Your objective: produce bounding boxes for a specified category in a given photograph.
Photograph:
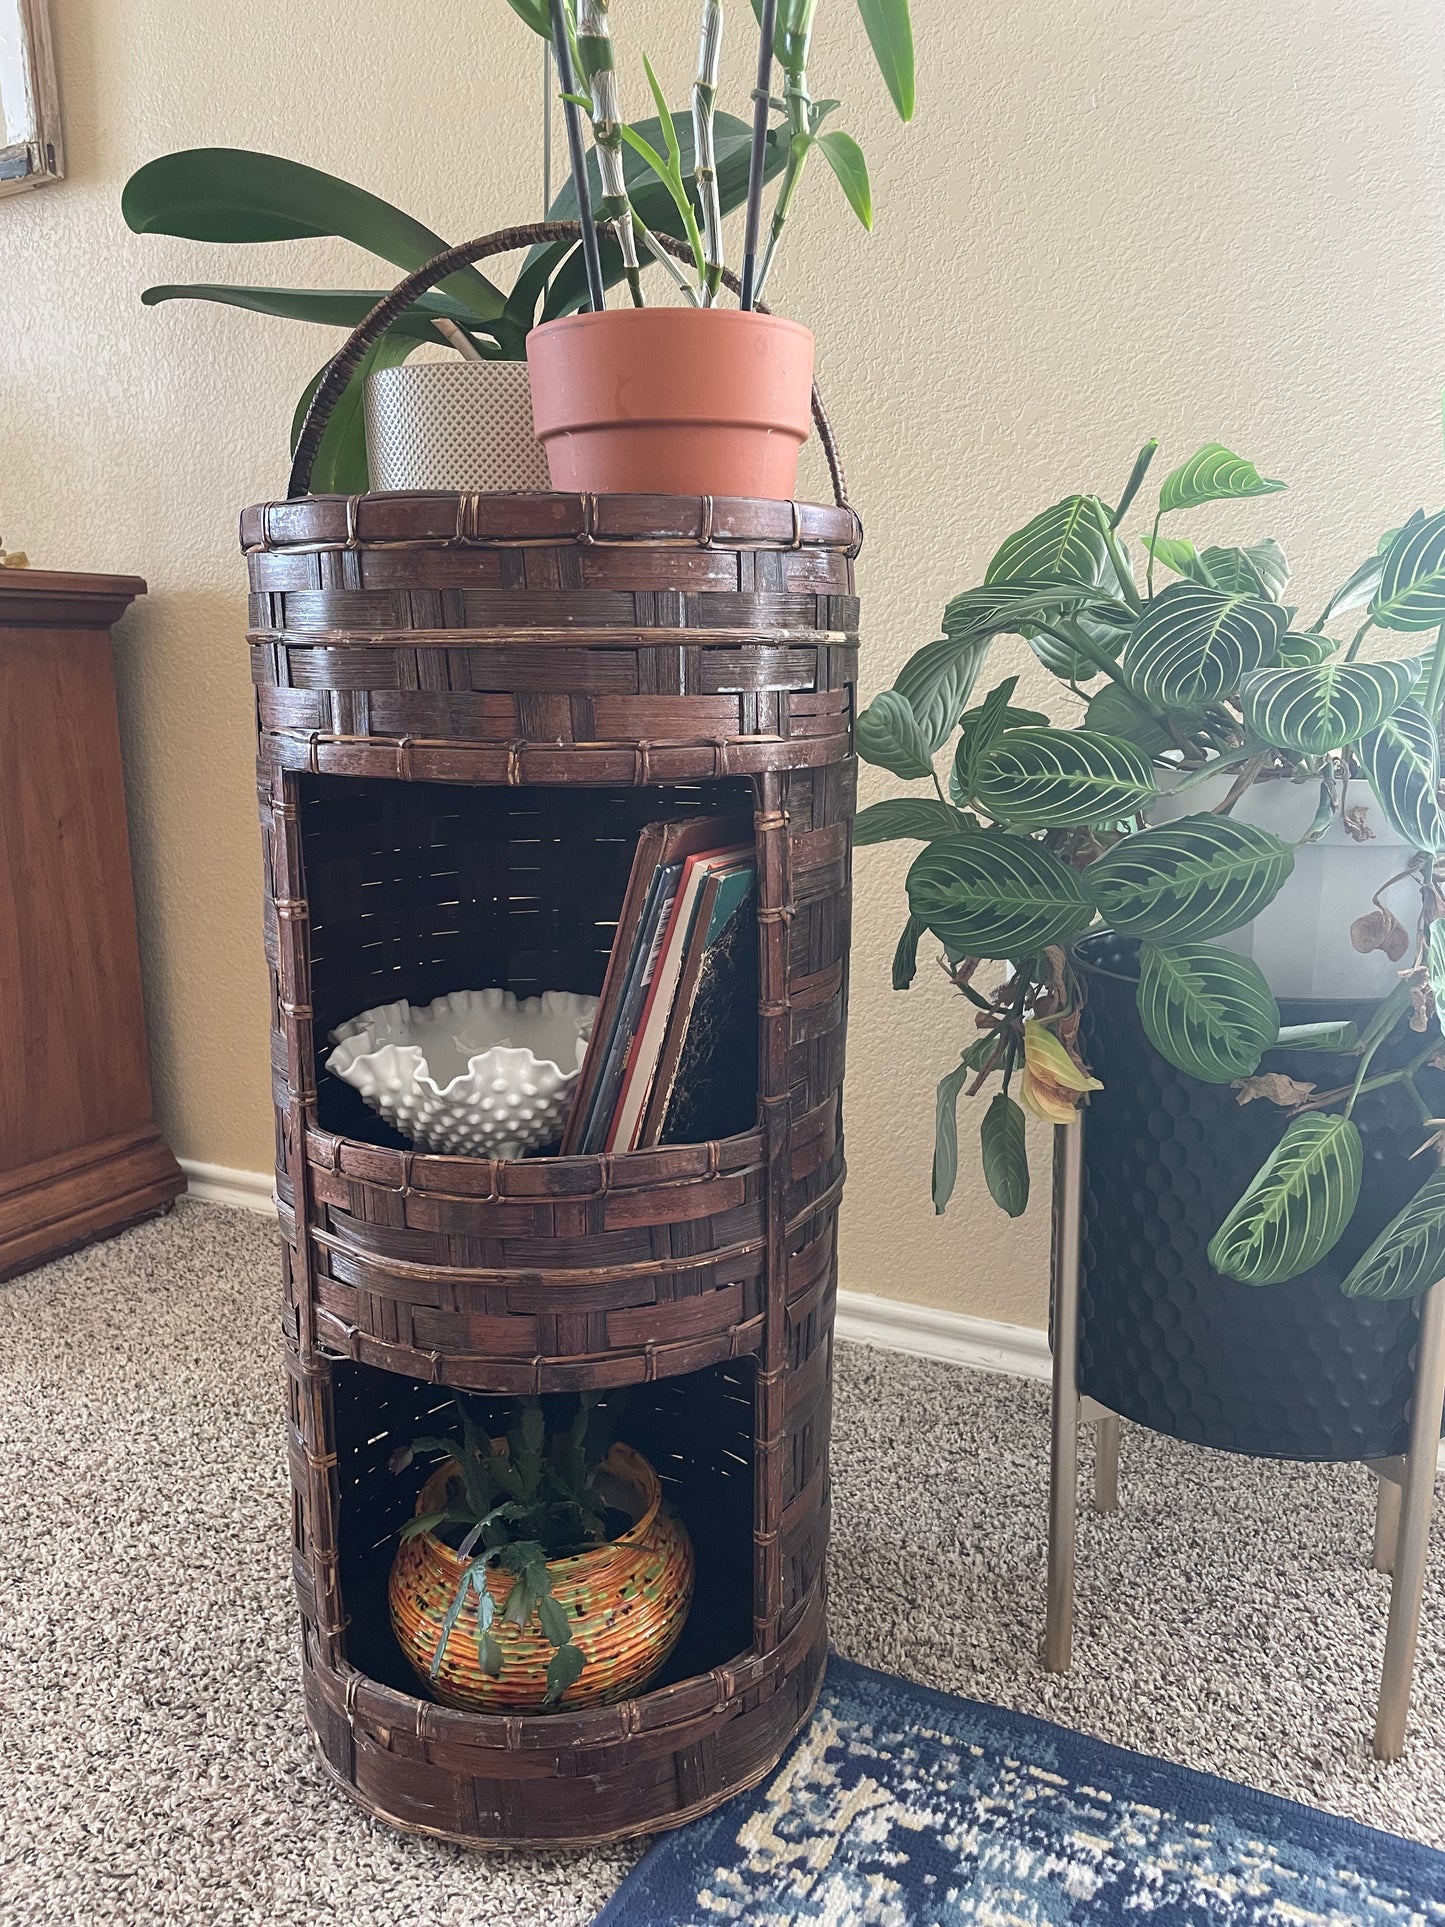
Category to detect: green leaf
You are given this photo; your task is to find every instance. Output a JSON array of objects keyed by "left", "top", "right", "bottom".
[
  {"left": 1271, "top": 631, "right": 1338, "bottom": 668},
  {"left": 1136, "top": 941, "right": 1280, "bottom": 1082},
  {"left": 1157, "top": 443, "right": 1286, "bottom": 515},
  {"left": 941, "top": 582, "right": 1118, "bottom": 645},
  {"left": 1202, "top": 539, "right": 1290, "bottom": 601},
  {"left": 1341, "top": 1169, "right": 1445, "bottom": 1300},
  {"left": 1122, "top": 582, "right": 1289, "bottom": 709},
  {"left": 952, "top": 677, "right": 1048, "bottom": 800},
  {"left": 479, "top": 1629, "right": 503, "bottom": 1677},
  {"left": 1429, "top": 920, "right": 1445, "bottom": 1019},
  {"left": 907, "top": 834, "right": 1093, "bottom": 956},
  {"left": 1208, "top": 1113, "right": 1363, "bottom": 1285},
  {"left": 892, "top": 913, "right": 925, "bottom": 990},
  {"left": 854, "top": 799, "right": 970, "bottom": 846},
  {"left": 816, "top": 130, "right": 872, "bottom": 228},
  {"left": 291, "top": 330, "right": 416, "bottom": 494},
  {"left": 932, "top": 1059, "right": 971, "bottom": 1212},
  {"left": 856, "top": 689, "right": 935, "bottom": 780},
  {"left": 980, "top": 1093, "right": 1029, "bottom": 1217},
  {"left": 1274, "top": 1020, "right": 1359, "bottom": 1050},
  {"left": 537, "top": 1593, "right": 571, "bottom": 1648},
  {"left": 1240, "top": 658, "right": 1421, "bottom": 754},
  {"left": 1083, "top": 683, "right": 1182, "bottom": 756},
  {"left": 1086, "top": 815, "right": 1294, "bottom": 942},
  {"left": 1359, "top": 700, "right": 1445, "bottom": 851},
  {"left": 893, "top": 634, "right": 989, "bottom": 753},
  {"left": 1371, "top": 509, "right": 1445, "bottom": 631},
  {"left": 856, "top": 0, "right": 915, "bottom": 118},
  {"left": 1141, "top": 533, "right": 1204, "bottom": 582},
  {"left": 539, "top": 111, "right": 784, "bottom": 317},
  {"left": 431, "top": 1575, "right": 475, "bottom": 1678},
  {"left": 122, "top": 147, "right": 504, "bottom": 318},
  {"left": 986, "top": 495, "right": 1111, "bottom": 589},
  {"left": 139, "top": 283, "right": 489, "bottom": 342},
  {"left": 1357, "top": 976, "right": 1417, "bottom": 1057},
  {"left": 544, "top": 1639, "right": 587, "bottom": 1705},
  {"left": 972, "top": 728, "right": 1158, "bottom": 829}
]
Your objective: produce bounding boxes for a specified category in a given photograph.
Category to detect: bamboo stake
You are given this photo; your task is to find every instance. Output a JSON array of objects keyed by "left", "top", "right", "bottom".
[
  {"left": 739, "top": 0, "right": 779, "bottom": 311},
  {"left": 754, "top": 0, "right": 816, "bottom": 302},
  {"left": 576, "top": 0, "right": 644, "bottom": 307},
  {"left": 692, "top": 0, "right": 725, "bottom": 306},
  {"left": 549, "top": 0, "right": 607, "bottom": 313}
]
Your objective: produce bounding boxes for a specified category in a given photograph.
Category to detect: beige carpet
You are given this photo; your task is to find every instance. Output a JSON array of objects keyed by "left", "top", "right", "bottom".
[{"left": 2, "top": 1198, "right": 1443, "bottom": 1925}]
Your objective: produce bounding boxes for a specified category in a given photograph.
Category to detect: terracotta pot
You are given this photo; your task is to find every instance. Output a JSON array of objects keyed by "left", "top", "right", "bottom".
[
  {"left": 388, "top": 1441, "right": 694, "bottom": 1712},
  {"left": 526, "top": 308, "right": 814, "bottom": 498}
]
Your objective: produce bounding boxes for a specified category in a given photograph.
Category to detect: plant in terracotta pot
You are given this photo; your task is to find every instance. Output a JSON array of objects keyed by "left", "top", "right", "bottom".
[
  {"left": 518, "top": 0, "right": 915, "bottom": 496},
  {"left": 857, "top": 431, "right": 1445, "bottom": 1319},
  {"left": 388, "top": 1393, "right": 694, "bottom": 1711}
]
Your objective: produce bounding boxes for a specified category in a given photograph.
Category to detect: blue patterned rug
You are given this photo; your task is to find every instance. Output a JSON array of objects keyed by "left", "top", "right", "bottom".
[{"left": 594, "top": 1657, "right": 1445, "bottom": 1924}]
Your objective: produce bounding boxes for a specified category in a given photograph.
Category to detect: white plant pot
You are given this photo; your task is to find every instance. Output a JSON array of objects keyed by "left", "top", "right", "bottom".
[
  {"left": 364, "top": 360, "right": 551, "bottom": 493},
  {"left": 326, "top": 988, "right": 596, "bottom": 1158},
  {"left": 1147, "top": 775, "right": 1408, "bottom": 1001}
]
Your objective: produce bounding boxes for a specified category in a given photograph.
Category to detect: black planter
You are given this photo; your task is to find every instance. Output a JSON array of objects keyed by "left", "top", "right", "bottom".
[{"left": 1072, "top": 931, "right": 1443, "bottom": 1461}]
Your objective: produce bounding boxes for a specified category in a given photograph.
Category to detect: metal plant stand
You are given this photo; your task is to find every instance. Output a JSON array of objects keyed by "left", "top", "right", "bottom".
[{"left": 1046, "top": 1117, "right": 1445, "bottom": 1763}]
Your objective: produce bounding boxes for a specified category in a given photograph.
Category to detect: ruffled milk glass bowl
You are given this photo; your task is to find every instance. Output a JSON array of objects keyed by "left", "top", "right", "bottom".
[{"left": 325, "top": 989, "right": 597, "bottom": 1158}]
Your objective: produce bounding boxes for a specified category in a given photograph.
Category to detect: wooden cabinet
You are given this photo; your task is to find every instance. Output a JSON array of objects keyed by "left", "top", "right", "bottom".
[{"left": 0, "top": 570, "right": 183, "bottom": 1277}]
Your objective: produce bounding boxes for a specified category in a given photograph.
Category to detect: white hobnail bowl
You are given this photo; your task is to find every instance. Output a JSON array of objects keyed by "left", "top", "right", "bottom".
[{"left": 326, "top": 989, "right": 597, "bottom": 1159}]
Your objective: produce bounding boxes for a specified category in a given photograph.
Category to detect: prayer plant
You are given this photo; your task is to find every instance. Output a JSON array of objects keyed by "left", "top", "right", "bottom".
[
  {"left": 859, "top": 430, "right": 1445, "bottom": 1303},
  {"left": 390, "top": 1393, "right": 615, "bottom": 1704}
]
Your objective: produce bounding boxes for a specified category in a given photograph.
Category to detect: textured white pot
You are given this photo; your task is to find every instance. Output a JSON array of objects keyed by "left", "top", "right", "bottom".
[
  {"left": 365, "top": 361, "right": 551, "bottom": 493},
  {"left": 1148, "top": 774, "right": 1409, "bottom": 1001}
]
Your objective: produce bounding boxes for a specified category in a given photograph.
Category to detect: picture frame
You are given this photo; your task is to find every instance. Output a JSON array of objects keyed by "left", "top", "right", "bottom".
[{"left": 0, "top": 0, "right": 63, "bottom": 197}]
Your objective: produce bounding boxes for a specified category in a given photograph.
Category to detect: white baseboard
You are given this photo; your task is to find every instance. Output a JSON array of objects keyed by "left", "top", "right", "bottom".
[
  {"left": 179, "top": 1159, "right": 275, "bottom": 1212},
  {"left": 175, "top": 1159, "right": 1051, "bottom": 1380},
  {"left": 835, "top": 1289, "right": 1049, "bottom": 1380}
]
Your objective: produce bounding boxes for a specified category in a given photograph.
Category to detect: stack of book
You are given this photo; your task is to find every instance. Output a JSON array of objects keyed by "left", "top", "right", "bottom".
[{"left": 562, "top": 814, "right": 759, "bottom": 1155}]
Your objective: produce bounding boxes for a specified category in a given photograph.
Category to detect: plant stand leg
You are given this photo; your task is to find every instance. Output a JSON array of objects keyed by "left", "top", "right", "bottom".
[
  {"left": 1367, "top": 1457, "right": 1404, "bottom": 1574},
  {"left": 1093, "top": 1408, "right": 1121, "bottom": 1514},
  {"left": 1045, "top": 1122, "right": 1086, "bottom": 1674},
  {"left": 1374, "top": 1276, "right": 1445, "bottom": 1762}
]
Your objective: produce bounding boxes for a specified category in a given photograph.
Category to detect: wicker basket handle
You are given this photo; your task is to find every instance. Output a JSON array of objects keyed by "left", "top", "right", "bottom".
[{"left": 287, "top": 219, "right": 850, "bottom": 508}]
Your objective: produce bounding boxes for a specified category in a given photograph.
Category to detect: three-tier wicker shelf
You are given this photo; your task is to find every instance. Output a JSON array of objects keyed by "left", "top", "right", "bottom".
[{"left": 241, "top": 489, "right": 859, "bottom": 1848}]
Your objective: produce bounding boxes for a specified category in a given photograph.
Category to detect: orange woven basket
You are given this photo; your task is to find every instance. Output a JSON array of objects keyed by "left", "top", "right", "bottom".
[{"left": 388, "top": 1442, "right": 695, "bottom": 1713}]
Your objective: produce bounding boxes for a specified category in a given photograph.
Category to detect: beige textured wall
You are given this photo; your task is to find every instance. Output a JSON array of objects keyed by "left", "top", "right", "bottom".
[{"left": 5, "top": 0, "right": 1445, "bottom": 1327}]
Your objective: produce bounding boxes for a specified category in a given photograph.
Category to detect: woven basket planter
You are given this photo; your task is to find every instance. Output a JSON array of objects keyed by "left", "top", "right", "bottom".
[
  {"left": 389, "top": 1442, "right": 694, "bottom": 1713},
  {"left": 243, "top": 484, "right": 859, "bottom": 1848}
]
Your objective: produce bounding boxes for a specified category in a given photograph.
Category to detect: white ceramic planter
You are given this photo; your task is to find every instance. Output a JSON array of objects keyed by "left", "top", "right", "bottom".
[
  {"left": 326, "top": 988, "right": 596, "bottom": 1158},
  {"left": 365, "top": 360, "right": 551, "bottom": 493},
  {"left": 1148, "top": 775, "right": 1408, "bottom": 1001}
]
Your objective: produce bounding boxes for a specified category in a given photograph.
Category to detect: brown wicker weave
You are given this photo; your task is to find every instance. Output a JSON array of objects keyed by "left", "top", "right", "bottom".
[{"left": 244, "top": 249, "right": 857, "bottom": 1847}]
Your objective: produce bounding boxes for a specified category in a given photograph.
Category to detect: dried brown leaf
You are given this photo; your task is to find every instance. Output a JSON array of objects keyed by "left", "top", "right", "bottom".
[
  {"left": 1343, "top": 805, "right": 1376, "bottom": 843},
  {"left": 1232, "top": 1072, "right": 1317, "bottom": 1109}
]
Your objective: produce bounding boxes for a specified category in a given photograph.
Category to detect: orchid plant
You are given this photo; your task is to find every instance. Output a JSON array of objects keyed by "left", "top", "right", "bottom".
[{"left": 859, "top": 429, "right": 1445, "bottom": 1303}]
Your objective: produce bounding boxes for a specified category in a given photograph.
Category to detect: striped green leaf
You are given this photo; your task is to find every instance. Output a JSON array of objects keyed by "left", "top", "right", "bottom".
[
  {"left": 932, "top": 1058, "right": 971, "bottom": 1212},
  {"left": 951, "top": 677, "right": 1047, "bottom": 801},
  {"left": 1240, "top": 658, "right": 1421, "bottom": 754},
  {"left": 1358, "top": 700, "right": 1445, "bottom": 851},
  {"left": 1341, "top": 1169, "right": 1445, "bottom": 1301},
  {"left": 893, "top": 635, "right": 990, "bottom": 754},
  {"left": 941, "top": 582, "right": 1113, "bottom": 643},
  {"left": 972, "top": 728, "right": 1158, "bottom": 829},
  {"left": 983, "top": 497, "right": 1133, "bottom": 682},
  {"left": 906, "top": 834, "right": 1093, "bottom": 957},
  {"left": 1208, "top": 1113, "right": 1363, "bottom": 1285},
  {"left": 1085, "top": 815, "right": 1294, "bottom": 942},
  {"left": 1136, "top": 941, "right": 1280, "bottom": 1083},
  {"left": 1371, "top": 509, "right": 1445, "bottom": 631},
  {"left": 980, "top": 1093, "right": 1030, "bottom": 1217},
  {"left": 857, "top": 689, "right": 934, "bottom": 779},
  {"left": 1083, "top": 683, "right": 1190, "bottom": 755},
  {"left": 1429, "top": 919, "right": 1445, "bottom": 1020},
  {"left": 1158, "top": 443, "right": 1286, "bottom": 515},
  {"left": 854, "top": 799, "right": 971, "bottom": 846},
  {"left": 892, "top": 913, "right": 925, "bottom": 990},
  {"left": 1275, "top": 1020, "right": 1359, "bottom": 1051},
  {"left": 1146, "top": 535, "right": 1290, "bottom": 601},
  {"left": 1122, "top": 583, "right": 1289, "bottom": 709},
  {"left": 1271, "top": 631, "right": 1338, "bottom": 668},
  {"left": 985, "top": 494, "right": 1111, "bottom": 588}
]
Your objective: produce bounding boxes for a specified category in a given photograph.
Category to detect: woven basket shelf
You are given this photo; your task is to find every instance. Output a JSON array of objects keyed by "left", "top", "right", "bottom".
[{"left": 244, "top": 489, "right": 858, "bottom": 1847}]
